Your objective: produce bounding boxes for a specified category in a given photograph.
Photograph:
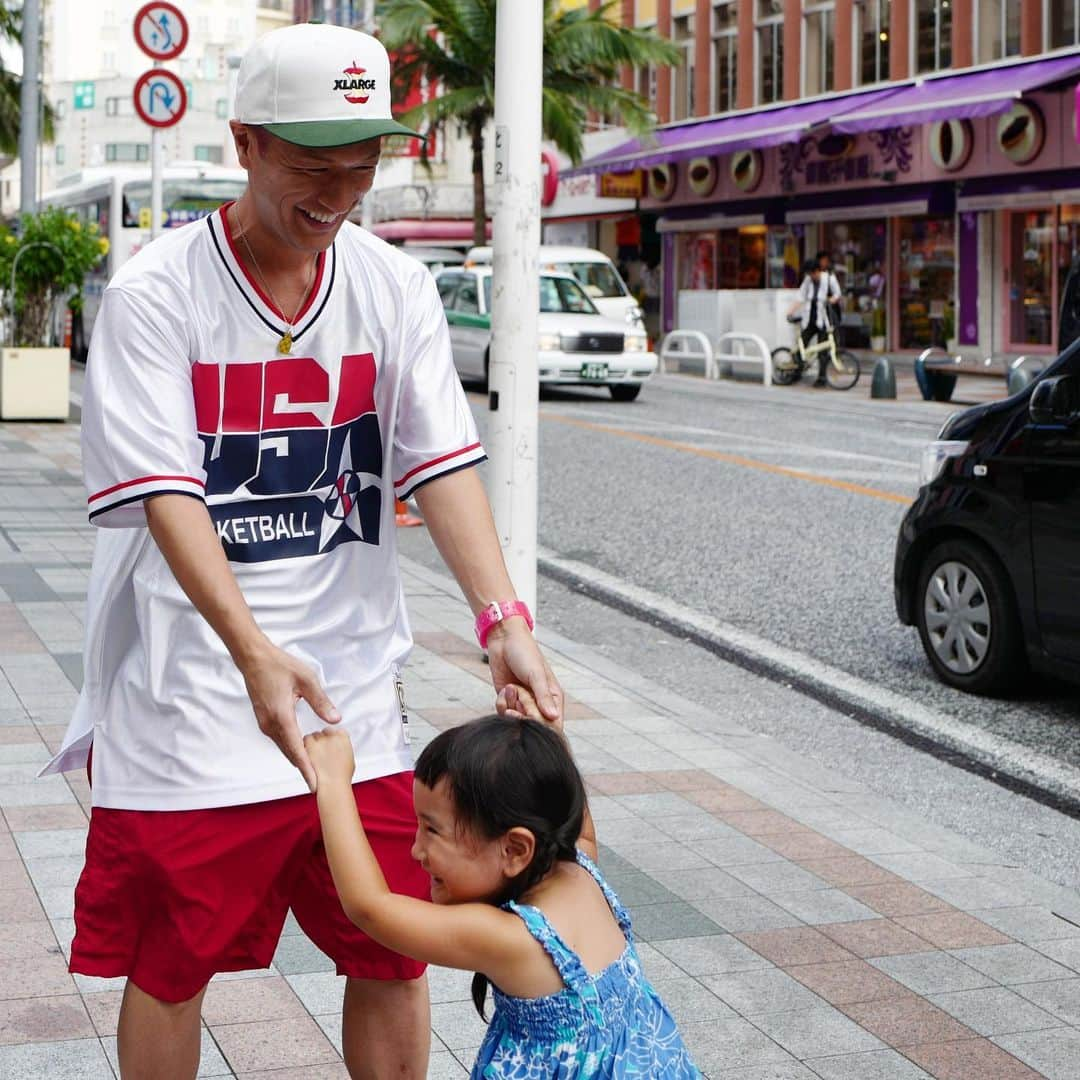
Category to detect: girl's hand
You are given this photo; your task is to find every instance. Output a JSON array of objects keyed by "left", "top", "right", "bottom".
[
  {"left": 497, "top": 683, "right": 562, "bottom": 732},
  {"left": 303, "top": 729, "right": 356, "bottom": 786}
]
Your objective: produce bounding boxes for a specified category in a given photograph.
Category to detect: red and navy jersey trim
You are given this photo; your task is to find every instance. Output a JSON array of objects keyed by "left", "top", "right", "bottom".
[
  {"left": 88, "top": 473, "right": 206, "bottom": 521},
  {"left": 394, "top": 443, "right": 486, "bottom": 500}
]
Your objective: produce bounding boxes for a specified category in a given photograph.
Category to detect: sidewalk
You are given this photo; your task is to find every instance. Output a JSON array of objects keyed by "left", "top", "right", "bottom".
[{"left": 2, "top": 419, "right": 1080, "bottom": 1079}]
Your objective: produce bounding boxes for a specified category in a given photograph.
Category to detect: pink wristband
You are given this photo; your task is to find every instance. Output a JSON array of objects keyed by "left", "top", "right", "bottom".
[{"left": 475, "top": 600, "right": 534, "bottom": 648}]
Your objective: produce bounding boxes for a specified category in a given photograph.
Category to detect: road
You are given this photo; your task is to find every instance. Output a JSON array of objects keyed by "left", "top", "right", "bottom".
[{"left": 398, "top": 372, "right": 1080, "bottom": 885}]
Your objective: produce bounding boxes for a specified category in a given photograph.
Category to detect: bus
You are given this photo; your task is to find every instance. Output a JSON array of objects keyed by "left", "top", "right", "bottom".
[{"left": 40, "top": 161, "right": 248, "bottom": 359}]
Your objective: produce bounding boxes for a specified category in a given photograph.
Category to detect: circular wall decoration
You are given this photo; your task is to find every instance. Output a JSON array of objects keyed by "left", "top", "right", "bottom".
[
  {"left": 997, "top": 101, "right": 1045, "bottom": 165},
  {"left": 687, "top": 157, "right": 718, "bottom": 197},
  {"left": 648, "top": 163, "right": 677, "bottom": 201},
  {"left": 730, "top": 149, "right": 763, "bottom": 193},
  {"left": 928, "top": 119, "right": 973, "bottom": 172},
  {"left": 815, "top": 133, "right": 855, "bottom": 159}
]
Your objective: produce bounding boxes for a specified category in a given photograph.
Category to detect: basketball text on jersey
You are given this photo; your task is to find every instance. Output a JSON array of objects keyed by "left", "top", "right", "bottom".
[{"left": 192, "top": 351, "right": 381, "bottom": 563}]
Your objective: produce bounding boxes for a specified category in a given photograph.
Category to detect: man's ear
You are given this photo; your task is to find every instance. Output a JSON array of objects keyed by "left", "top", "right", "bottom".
[
  {"left": 501, "top": 827, "right": 536, "bottom": 880},
  {"left": 231, "top": 121, "right": 253, "bottom": 169}
]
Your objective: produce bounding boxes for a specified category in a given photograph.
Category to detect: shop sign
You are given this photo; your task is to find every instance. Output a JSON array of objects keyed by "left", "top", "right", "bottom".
[
  {"left": 780, "top": 129, "right": 913, "bottom": 192},
  {"left": 541, "top": 150, "right": 559, "bottom": 207},
  {"left": 599, "top": 170, "right": 644, "bottom": 198}
]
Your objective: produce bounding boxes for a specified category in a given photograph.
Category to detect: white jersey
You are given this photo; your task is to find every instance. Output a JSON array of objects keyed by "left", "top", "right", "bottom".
[{"left": 43, "top": 206, "right": 485, "bottom": 810}]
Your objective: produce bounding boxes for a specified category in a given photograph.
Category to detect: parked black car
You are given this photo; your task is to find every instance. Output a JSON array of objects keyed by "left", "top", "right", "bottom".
[{"left": 894, "top": 338, "right": 1080, "bottom": 694}]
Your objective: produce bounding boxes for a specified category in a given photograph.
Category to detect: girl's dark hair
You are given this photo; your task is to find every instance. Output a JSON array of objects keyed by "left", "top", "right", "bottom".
[{"left": 414, "top": 715, "right": 586, "bottom": 1018}]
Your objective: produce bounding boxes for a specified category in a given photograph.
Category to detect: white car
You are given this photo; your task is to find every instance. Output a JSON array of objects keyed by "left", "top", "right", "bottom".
[
  {"left": 464, "top": 244, "right": 644, "bottom": 328},
  {"left": 435, "top": 267, "right": 657, "bottom": 401}
]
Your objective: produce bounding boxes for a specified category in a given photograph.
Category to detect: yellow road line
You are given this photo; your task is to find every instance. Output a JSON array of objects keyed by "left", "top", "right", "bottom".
[{"left": 541, "top": 412, "right": 913, "bottom": 506}]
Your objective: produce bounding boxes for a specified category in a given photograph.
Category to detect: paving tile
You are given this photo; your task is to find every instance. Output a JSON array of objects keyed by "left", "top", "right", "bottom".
[
  {"left": 694, "top": 894, "right": 805, "bottom": 933},
  {"left": 927, "top": 985, "right": 1064, "bottom": 1037},
  {"left": 892, "top": 911, "right": 1011, "bottom": 950},
  {"left": 972, "top": 906, "right": 1080, "bottom": 944},
  {"left": 804, "top": 1048, "right": 933, "bottom": 1078},
  {"left": 0, "top": 952, "right": 76, "bottom": 999},
  {"left": 0, "top": 995, "right": 95, "bottom": 1045},
  {"left": 684, "top": 788, "right": 768, "bottom": 814},
  {"left": 770, "top": 889, "right": 880, "bottom": 926},
  {"left": 650, "top": 866, "right": 757, "bottom": 902},
  {"left": 608, "top": 842, "right": 711, "bottom": 872},
  {"left": 614, "top": 792, "right": 704, "bottom": 817},
  {"left": 993, "top": 1025, "right": 1080, "bottom": 1079},
  {"left": 210, "top": 1015, "right": 339, "bottom": 1072},
  {"left": 201, "top": 975, "right": 308, "bottom": 1026},
  {"left": 1011, "top": 976, "right": 1080, "bottom": 1026},
  {"left": 2, "top": 804, "right": 86, "bottom": 831},
  {"left": 634, "top": 941, "right": 686, "bottom": 982},
  {"left": 757, "top": 834, "right": 854, "bottom": 863},
  {"left": 696, "top": 836, "right": 786, "bottom": 868},
  {"left": 653, "top": 813, "right": 745, "bottom": 841},
  {"left": 950, "top": 942, "right": 1075, "bottom": 986},
  {"left": 80, "top": 991, "right": 123, "bottom": 1037},
  {"left": 583, "top": 772, "right": 665, "bottom": 795},
  {"left": 904, "top": 1036, "right": 1047, "bottom": 1079},
  {"left": 630, "top": 900, "right": 723, "bottom": 941},
  {"left": 846, "top": 883, "right": 954, "bottom": 919},
  {"left": 718, "top": 810, "right": 811, "bottom": 837},
  {"left": 737, "top": 927, "right": 857, "bottom": 968},
  {"left": 840, "top": 994, "right": 974, "bottom": 1048},
  {"left": 920, "top": 876, "right": 1031, "bottom": 911},
  {"left": 678, "top": 1016, "right": 795, "bottom": 1073},
  {"left": 653, "top": 934, "right": 773, "bottom": 976},
  {"left": 750, "top": 1004, "right": 885, "bottom": 1058},
  {"left": 0, "top": 1036, "right": 113, "bottom": 1078},
  {"left": 711, "top": 1065, "right": 820, "bottom": 1079},
  {"left": 817, "top": 920, "right": 933, "bottom": 960},
  {"left": 0, "top": 919, "right": 60, "bottom": 960},
  {"left": 869, "top": 952, "right": 995, "bottom": 996},
  {"left": 702, "top": 967, "right": 826, "bottom": 1016},
  {"left": 726, "top": 861, "right": 830, "bottom": 896},
  {"left": 795, "top": 857, "right": 900, "bottom": 887},
  {"left": 425, "top": 1052, "right": 469, "bottom": 1079},
  {"left": 429, "top": 1000, "right": 493, "bottom": 1051},
  {"left": 649, "top": 975, "right": 738, "bottom": 1024},
  {"left": 13, "top": 828, "right": 87, "bottom": 859},
  {"left": 236, "top": 1067, "right": 350, "bottom": 1080},
  {"left": 648, "top": 769, "right": 727, "bottom": 793},
  {"left": 599, "top": 870, "right": 680, "bottom": 908},
  {"left": 1031, "top": 936, "right": 1080, "bottom": 974},
  {"left": 787, "top": 960, "right": 914, "bottom": 1007},
  {"left": 271, "top": 934, "right": 336, "bottom": 975}
]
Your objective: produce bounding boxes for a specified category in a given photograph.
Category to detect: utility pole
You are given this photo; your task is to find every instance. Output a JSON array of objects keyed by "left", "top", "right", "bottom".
[
  {"left": 19, "top": 0, "right": 42, "bottom": 216},
  {"left": 487, "top": 1, "right": 542, "bottom": 613}
]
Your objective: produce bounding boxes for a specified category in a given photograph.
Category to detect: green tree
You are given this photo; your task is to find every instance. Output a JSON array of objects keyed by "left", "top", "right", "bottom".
[
  {"left": 0, "top": 2, "right": 55, "bottom": 158},
  {"left": 378, "top": 0, "right": 679, "bottom": 245}
]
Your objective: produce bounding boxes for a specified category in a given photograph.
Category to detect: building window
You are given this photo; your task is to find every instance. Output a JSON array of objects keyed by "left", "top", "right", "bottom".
[
  {"left": 105, "top": 96, "right": 133, "bottom": 118},
  {"left": 194, "top": 145, "right": 224, "bottom": 164},
  {"left": 55, "top": 145, "right": 65, "bottom": 165},
  {"left": 102, "top": 51, "right": 117, "bottom": 73},
  {"left": 637, "top": 65, "right": 657, "bottom": 113},
  {"left": 915, "top": 0, "right": 952, "bottom": 73},
  {"left": 713, "top": 2, "right": 738, "bottom": 113},
  {"left": 55, "top": 99, "right": 66, "bottom": 120},
  {"left": 757, "top": 0, "right": 784, "bottom": 105},
  {"left": 977, "top": 0, "right": 1021, "bottom": 62},
  {"left": 106, "top": 143, "right": 149, "bottom": 163},
  {"left": 672, "top": 15, "right": 695, "bottom": 122},
  {"left": 803, "top": 3, "right": 835, "bottom": 96},
  {"left": 856, "top": 0, "right": 890, "bottom": 84},
  {"left": 216, "top": 97, "right": 229, "bottom": 119},
  {"left": 1049, "top": 0, "right": 1080, "bottom": 48}
]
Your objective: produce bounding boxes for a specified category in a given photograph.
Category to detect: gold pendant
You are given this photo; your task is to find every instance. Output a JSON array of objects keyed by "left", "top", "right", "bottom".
[{"left": 278, "top": 332, "right": 292, "bottom": 355}]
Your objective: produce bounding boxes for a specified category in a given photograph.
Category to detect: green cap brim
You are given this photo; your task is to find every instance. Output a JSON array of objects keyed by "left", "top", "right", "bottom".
[{"left": 262, "top": 118, "right": 423, "bottom": 147}]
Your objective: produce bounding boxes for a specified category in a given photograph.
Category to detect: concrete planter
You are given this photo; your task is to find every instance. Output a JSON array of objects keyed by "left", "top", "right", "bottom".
[{"left": 0, "top": 347, "right": 71, "bottom": 421}]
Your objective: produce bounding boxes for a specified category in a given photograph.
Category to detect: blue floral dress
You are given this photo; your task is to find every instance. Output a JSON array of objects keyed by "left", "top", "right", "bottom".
[{"left": 472, "top": 851, "right": 701, "bottom": 1078}]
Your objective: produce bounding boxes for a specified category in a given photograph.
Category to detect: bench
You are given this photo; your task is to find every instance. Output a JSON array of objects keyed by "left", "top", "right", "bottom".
[{"left": 913, "top": 348, "right": 1043, "bottom": 402}]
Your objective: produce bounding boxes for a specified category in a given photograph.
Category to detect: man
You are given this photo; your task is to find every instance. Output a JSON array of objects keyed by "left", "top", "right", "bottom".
[
  {"left": 43, "top": 23, "right": 562, "bottom": 1080},
  {"left": 788, "top": 260, "right": 833, "bottom": 387}
]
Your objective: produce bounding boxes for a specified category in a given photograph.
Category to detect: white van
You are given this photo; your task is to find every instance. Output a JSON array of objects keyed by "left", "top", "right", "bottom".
[{"left": 464, "top": 244, "right": 644, "bottom": 328}]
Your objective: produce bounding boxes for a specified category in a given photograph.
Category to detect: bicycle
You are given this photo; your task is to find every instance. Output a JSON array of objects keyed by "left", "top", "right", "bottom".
[{"left": 771, "top": 318, "right": 861, "bottom": 390}]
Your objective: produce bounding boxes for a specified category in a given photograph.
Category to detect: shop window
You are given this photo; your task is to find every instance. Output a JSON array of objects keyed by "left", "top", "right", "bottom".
[
  {"left": 756, "top": 0, "right": 784, "bottom": 105},
  {"left": 1008, "top": 210, "right": 1055, "bottom": 347},
  {"left": 803, "top": 3, "right": 835, "bottom": 97},
  {"left": 1059, "top": 207, "right": 1080, "bottom": 316},
  {"left": 677, "top": 233, "right": 718, "bottom": 291},
  {"left": 672, "top": 14, "right": 695, "bottom": 122},
  {"left": 1049, "top": 0, "right": 1080, "bottom": 48},
  {"left": 822, "top": 221, "right": 888, "bottom": 348},
  {"left": 766, "top": 227, "right": 805, "bottom": 289},
  {"left": 856, "top": 0, "right": 890, "bottom": 85},
  {"left": 720, "top": 226, "right": 768, "bottom": 288},
  {"left": 898, "top": 216, "right": 956, "bottom": 350},
  {"left": 977, "top": 0, "right": 1021, "bottom": 63},
  {"left": 915, "top": 0, "right": 952, "bottom": 73},
  {"left": 713, "top": 2, "right": 738, "bottom": 114}
]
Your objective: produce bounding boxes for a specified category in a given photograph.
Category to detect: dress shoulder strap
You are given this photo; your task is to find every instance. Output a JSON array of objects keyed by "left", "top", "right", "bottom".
[
  {"left": 575, "top": 849, "right": 634, "bottom": 942},
  {"left": 505, "top": 900, "right": 605, "bottom": 1025}
]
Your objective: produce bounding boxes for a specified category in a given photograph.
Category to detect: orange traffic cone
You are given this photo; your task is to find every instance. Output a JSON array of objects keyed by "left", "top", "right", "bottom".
[{"left": 395, "top": 498, "right": 423, "bottom": 527}]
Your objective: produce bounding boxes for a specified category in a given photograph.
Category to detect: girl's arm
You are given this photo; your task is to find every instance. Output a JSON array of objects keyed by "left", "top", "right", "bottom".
[{"left": 306, "top": 732, "right": 531, "bottom": 976}]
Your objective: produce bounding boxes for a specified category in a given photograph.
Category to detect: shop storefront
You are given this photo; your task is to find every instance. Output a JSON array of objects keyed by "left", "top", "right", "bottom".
[{"left": 574, "top": 52, "right": 1080, "bottom": 356}]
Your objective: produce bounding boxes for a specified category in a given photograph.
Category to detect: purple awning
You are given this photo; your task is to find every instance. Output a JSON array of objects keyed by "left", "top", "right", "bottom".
[
  {"left": 567, "top": 86, "right": 902, "bottom": 177},
  {"left": 831, "top": 51, "right": 1080, "bottom": 133}
]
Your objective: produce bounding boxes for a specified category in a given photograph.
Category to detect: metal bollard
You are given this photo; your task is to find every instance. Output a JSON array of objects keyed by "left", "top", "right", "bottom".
[{"left": 870, "top": 355, "right": 897, "bottom": 399}]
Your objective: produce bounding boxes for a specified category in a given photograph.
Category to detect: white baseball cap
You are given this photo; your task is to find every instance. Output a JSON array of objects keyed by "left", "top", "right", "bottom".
[{"left": 234, "top": 23, "right": 421, "bottom": 147}]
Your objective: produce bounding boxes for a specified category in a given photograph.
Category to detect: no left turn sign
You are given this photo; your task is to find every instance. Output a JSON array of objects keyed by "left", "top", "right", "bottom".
[
  {"left": 133, "top": 2, "right": 189, "bottom": 62},
  {"left": 133, "top": 68, "right": 188, "bottom": 128}
]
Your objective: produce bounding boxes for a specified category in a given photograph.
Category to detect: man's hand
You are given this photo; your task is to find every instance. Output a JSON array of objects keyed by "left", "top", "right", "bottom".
[
  {"left": 486, "top": 620, "right": 563, "bottom": 727},
  {"left": 304, "top": 729, "right": 356, "bottom": 787},
  {"left": 238, "top": 641, "right": 341, "bottom": 793}
]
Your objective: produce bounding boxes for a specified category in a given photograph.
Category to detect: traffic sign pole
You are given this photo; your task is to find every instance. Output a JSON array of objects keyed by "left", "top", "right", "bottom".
[{"left": 151, "top": 129, "right": 164, "bottom": 240}]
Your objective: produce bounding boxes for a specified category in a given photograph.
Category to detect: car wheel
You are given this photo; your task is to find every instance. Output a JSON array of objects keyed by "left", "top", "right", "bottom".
[
  {"left": 915, "top": 539, "right": 1025, "bottom": 695},
  {"left": 609, "top": 384, "right": 641, "bottom": 402}
]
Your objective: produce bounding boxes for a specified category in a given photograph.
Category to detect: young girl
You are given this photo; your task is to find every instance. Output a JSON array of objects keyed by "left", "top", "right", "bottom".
[{"left": 305, "top": 705, "right": 701, "bottom": 1078}]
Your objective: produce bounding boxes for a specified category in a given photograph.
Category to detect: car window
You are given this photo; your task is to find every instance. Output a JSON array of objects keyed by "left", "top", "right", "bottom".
[
  {"left": 483, "top": 276, "right": 492, "bottom": 313},
  {"left": 436, "top": 274, "right": 461, "bottom": 306},
  {"left": 539, "top": 275, "right": 599, "bottom": 315},
  {"left": 454, "top": 278, "right": 480, "bottom": 314},
  {"left": 551, "top": 260, "right": 627, "bottom": 299}
]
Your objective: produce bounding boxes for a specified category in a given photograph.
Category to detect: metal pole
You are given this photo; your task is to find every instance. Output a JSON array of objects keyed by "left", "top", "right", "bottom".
[
  {"left": 19, "top": 0, "right": 42, "bottom": 216},
  {"left": 487, "top": 1, "right": 542, "bottom": 614},
  {"left": 151, "top": 128, "right": 164, "bottom": 240}
]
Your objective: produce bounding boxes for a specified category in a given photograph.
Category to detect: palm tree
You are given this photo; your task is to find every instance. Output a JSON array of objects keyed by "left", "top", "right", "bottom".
[
  {"left": 0, "top": 2, "right": 54, "bottom": 159},
  {"left": 378, "top": 0, "right": 679, "bottom": 245}
]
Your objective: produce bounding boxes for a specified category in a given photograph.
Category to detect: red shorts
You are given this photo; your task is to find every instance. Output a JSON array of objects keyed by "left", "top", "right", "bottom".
[{"left": 70, "top": 770, "right": 428, "bottom": 1003}]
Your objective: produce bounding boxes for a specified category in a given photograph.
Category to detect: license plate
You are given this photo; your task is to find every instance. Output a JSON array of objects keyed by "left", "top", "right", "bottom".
[{"left": 580, "top": 362, "right": 609, "bottom": 381}]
